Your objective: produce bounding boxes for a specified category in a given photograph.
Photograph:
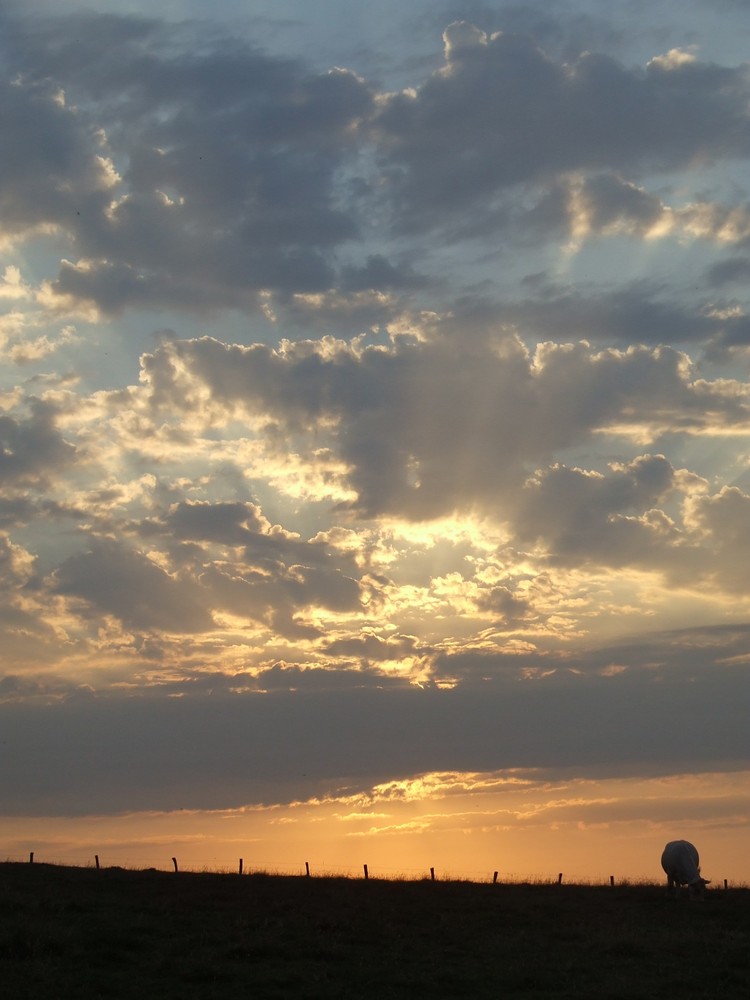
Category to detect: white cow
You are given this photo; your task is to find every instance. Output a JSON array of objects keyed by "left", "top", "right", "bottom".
[{"left": 661, "top": 840, "right": 710, "bottom": 899}]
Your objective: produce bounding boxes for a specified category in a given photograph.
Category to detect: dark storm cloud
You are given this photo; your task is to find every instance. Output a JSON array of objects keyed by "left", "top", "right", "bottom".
[{"left": 0, "top": 651, "right": 746, "bottom": 815}]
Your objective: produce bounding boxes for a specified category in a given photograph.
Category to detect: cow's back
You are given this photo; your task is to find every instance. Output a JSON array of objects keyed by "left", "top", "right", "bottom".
[{"left": 661, "top": 839, "right": 700, "bottom": 884}]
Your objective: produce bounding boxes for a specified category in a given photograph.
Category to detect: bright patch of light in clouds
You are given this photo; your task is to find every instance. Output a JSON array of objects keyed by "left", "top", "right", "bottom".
[{"left": 1, "top": 0, "right": 750, "bottom": 882}]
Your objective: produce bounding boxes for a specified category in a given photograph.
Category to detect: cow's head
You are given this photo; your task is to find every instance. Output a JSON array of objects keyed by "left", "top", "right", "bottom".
[{"left": 688, "top": 877, "right": 710, "bottom": 900}]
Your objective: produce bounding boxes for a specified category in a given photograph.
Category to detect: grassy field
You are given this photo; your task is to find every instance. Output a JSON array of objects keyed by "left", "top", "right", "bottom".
[{"left": 1, "top": 862, "right": 749, "bottom": 998}]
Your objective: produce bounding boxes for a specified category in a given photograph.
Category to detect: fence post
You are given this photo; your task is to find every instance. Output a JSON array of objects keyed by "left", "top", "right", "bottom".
[
  {"left": 172, "top": 857, "right": 178, "bottom": 873},
  {"left": 558, "top": 872, "right": 563, "bottom": 885},
  {"left": 610, "top": 875, "right": 615, "bottom": 887},
  {"left": 95, "top": 855, "right": 100, "bottom": 870},
  {"left": 363, "top": 864, "right": 368, "bottom": 880},
  {"left": 239, "top": 859, "right": 243, "bottom": 875},
  {"left": 493, "top": 871, "right": 499, "bottom": 884},
  {"left": 724, "top": 879, "right": 728, "bottom": 890},
  {"left": 430, "top": 867, "right": 435, "bottom": 881},
  {"left": 305, "top": 861, "right": 310, "bottom": 877},
  {"left": 29, "top": 852, "right": 34, "bottom": 864}
]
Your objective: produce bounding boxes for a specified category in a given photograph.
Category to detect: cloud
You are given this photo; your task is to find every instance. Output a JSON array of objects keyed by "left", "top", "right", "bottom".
[
  {"left": 7, "top": 9, "right": 750, "bottom": 322},
  {"left": 431, "top": 2, "right": 634, "bottom": 63},
  {"left": 339, "top": 254, "right": 431, "bottom": 293},
  {"left": 0, "top": 76, "right": 115, "bottom": 245},
  {"left": 0, "top": 649, "right": 746, "bottom": 815},
  {"left": 160, "top": 500, "right": 366, "bottom": 631},
  {"left": 540, "top": 173, "right": 750, "bottom": 248},
  {"left": 323, "top": 631, "right": 424, "bottom": 667},
  {"left": 0, "top": 399, "right": 76, "bottom": 488},
  {"left": 44, "top": 497, "right": 370, "bottom": 641},
  {"left": 682, "top": 486, "right": 750, "bottom": 592},
  {"left": 513, "top": 456, "right": 685, "bottom": 565},
  {"left": 0, "top": 532, "right": 68, "bottom": 667},
  {"left": 497, "top": 280, "right": 750, "bottom": 352},
  {"left": 372, "top": 24, "right": 750, "bottom": 234},
  {"left": 705, "top": 256, "right": 750, "bottom": 287},
  {"left": 3, "top": 11, "right": 376, "bottom": 314},
  {"left": 138, "top": 332, "right": 750, "bottom": 520},
  {"left": 51, "top": 537, "right": 215, "bottom": 634}
]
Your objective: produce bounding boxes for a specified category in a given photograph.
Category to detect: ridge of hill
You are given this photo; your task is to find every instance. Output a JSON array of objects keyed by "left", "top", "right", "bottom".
[{"left": 1, "top": 862, "right": 749, "bottom": 998}]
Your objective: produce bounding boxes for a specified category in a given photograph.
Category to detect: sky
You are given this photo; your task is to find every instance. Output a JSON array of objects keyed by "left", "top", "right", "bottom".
[{"left": 1, "top": 0, "right": 750, "bottom": 883}]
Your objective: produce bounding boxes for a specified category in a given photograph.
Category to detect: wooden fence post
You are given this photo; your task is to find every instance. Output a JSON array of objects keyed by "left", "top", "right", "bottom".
[
  {"left": 493, "top": 871, "right": 499, "bottom": 884},
  {"left": 363, "top": 864, "right": 368, "bottom": 880},
  {"left": 239, "top": 858, "right": 243, "bottom": 875},
  {"left": 430, "top": 867, "right": 435, "bottom": 881},
  {"left": 305, "top": 861, "right": 310, "bottom": 877},
  {"left": 610, "top": 875, "right": 615, "bottom": 887},
  {"left": 95, "top": 855, "right": 100, "bottom": 870},
  {"left": 29, "top": 852, "right": 34, "bottom": 864},
  {"left": 724, "top": 879, "right": 728, "bottom": 890},
  {"left": 557, "top": 872, "right": 563, "bottom": 884},
  {"left": 172, "top": 857, "right": 178, "bottom": 873}
]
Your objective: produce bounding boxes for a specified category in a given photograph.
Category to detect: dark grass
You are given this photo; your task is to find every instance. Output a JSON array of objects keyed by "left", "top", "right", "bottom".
[{"left": 1, "top": 863, "right": 749, "bottom": 998}]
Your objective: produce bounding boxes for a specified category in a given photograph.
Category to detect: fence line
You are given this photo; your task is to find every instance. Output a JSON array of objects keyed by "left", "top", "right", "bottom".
[
  {"left": 8, "top": 851, "right": 742, "bottom": 887},
  {"left": 12, "top": 852, "right": 577, "bottom": 881}
]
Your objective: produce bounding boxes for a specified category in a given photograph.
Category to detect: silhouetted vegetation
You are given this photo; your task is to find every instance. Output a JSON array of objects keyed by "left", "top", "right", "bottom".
[{"left": 1, "top": 862, "right": 749, "bottom": 998}]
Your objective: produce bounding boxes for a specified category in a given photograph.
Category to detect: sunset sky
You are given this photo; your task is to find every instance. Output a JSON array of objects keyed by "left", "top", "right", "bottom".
[{"left": 2, "top": 0, "right": 749, "bottom": 883}]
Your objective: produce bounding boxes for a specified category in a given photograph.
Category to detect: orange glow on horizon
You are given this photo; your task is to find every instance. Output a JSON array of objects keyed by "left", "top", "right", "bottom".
[{"left": 3, "top": 769, "right": 748, "bottom": 885}]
